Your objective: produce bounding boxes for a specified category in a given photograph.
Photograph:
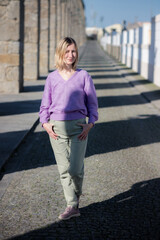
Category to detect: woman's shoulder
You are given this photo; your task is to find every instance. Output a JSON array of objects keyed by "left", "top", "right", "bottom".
[
  {"left": 45, "top": 70, "right": 58, "bottom": 83},
  {"left": 76, "top": 68, "right": 90, "bottom": 77},
  {"left": 47, "top": 69, "right": 58, "bottom": 78}
]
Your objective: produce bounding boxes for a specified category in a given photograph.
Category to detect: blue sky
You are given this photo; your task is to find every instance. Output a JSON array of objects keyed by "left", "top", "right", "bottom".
[{"left": 83, "top": 0, "right": 160, "bottom": 27}]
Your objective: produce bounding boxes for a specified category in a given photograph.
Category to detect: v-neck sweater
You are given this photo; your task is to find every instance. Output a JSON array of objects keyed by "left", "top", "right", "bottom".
[{"left": 39, "top": 69, "right": 98, "bottom": 124}]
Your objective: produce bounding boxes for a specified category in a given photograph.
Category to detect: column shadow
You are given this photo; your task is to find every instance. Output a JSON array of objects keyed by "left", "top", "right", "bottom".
[
  {"left": 86, "top": 114, "right": 160, "bottom": 157},
  {"left": 9, "top": 178, "right": 160, "bottom": 239},
  {"left": 0, "top": 100, "right": 41, "bottom": 116}
]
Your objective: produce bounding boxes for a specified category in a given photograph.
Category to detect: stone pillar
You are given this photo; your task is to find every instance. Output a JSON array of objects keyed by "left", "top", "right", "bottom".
[
  {"left": 49, "top": 0, "right": 57, "bottom": 71},
  {"left": 61, "top": 0, "right": 66, "bottom": 39},
  {"left": 0, "top": 0, "right": 24, "bottom": 93},
  {"left": 64, "top": 0, "right": 69, "bottom": 37},
  {"left": 67, "top": 0, "right": 72, "bottom": 37},
  {"left": 73, "top": 3, "right": 79, "bottom": 44},
  {"left": 39, "top": 0, "right": 49, "bottom": 76},
  {"left": 79, "top": 0, "right": 86, "bottom": 46},
  {"left": 24, "top": 0, "right": 38, "bottom": 81},
  {"left": 68, "top": 0, "right": 86, "bottom": 47},
  {"left": 56, "top": 0, "right": 62, "bottom": 45},
  {"left": 71, "top": 1, "right": 76, "bottom": 40}
]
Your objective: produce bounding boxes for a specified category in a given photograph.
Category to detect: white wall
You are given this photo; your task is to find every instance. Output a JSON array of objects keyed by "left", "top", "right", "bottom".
[
  {"left": 100, "top": 13, "right": 160, "bottom": 87},
  {"left": 153, "top": 14, "right": 160, "bottom": 86}
]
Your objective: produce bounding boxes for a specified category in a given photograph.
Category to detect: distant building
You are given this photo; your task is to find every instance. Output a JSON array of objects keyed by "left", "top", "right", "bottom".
[
  {"left": 105, "top": 24, "right": 123, "bottom": 34},
  {"left": 127, "top": 22, "right": 143, "bottom": 29}
]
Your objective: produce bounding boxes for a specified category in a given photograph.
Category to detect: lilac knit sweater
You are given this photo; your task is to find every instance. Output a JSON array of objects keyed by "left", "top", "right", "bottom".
[{"left": 39, "top": 69, "right": 98, "bottom": 124}]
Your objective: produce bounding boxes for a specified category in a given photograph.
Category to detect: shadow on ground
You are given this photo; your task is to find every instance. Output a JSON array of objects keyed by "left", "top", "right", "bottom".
[
  {"left": 86, "top": 114, "right": 160, "bottom": 157},
  {"left": 1, "top": 114, "right": 160, "bottom": 175},
  {"left": 9, "top": 178, "right": 160, "bottom": 239},
  {"left": 0, "top": 100, "right": 41, "bottom": 116},
  {"left": 23, "top": 85, "right": 44, "bottom": 92}
]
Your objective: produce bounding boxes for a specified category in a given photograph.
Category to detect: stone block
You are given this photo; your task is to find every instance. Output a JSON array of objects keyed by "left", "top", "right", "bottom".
[
  {"left": 6, "top": 66, "right": 19, "bottom": 82},
  {"left": 0, "top": 64, "right": 6, "bottom": 82},
  {"left": 7, "top": 0, "right": 19, "bottom": 20},
  {"left": 24, "top": 52, "right": 37, "bottom": 64},
  {"left": 1, "top": 80, "right": 19, "bottom": 93},
  {"left": 25, "top": 27, "right": 37, "bottom": 43},
  {"left": 0, "top": 0, "right": 9, "bottom": 6},
  {"left": 0, "top": 42, "right": 8, "bottom": 54},
  {"left": 25, "top": 12, "right": 37, "bottom": 28},
  {"left": 24, "top": 64, "right": 37, "bottom": 80},
  {"left": 25, "top": 0, "right": 37, "bottom": 13},
  {"left": 40, "top": 30, "right": 48, "bottom": 42},
  {"left": 8, "top": 41, "right": 19, "bottom": 54},
  {"left": 0, "top": 5, "right": 6, "bottom": 18},
  {"left": 41, "top": 18, "right": 48, "bottom": 30},
  {"left": 0, "top": 18, "right": 19, "bottom": 41},
  {"left": 24, "top": 43, "right": 37, "bottom": 53},
  {"left": 0, "top": 54, "right": 19, "bottom": 65}
]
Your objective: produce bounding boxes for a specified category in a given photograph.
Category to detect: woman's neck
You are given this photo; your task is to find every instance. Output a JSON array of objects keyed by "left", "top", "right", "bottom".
[{"left": 61, "top": 65, "right": 74, "bottom": 73}]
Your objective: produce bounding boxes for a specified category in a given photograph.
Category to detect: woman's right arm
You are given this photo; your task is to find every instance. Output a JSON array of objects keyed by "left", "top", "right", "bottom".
[
  {"left": 43, "top": 123, "right": 58, "bottom": 140},
  {"left": 39, "top": 75, "right": 52, "bottom": 124},
  {"left": 39, "top": 76, "right": 58, "bottom": 139}
]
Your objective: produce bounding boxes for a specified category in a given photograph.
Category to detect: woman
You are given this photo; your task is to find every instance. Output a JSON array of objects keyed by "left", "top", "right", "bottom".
[{"left": 39, "top": 37, "right": 98, "bottom": 220}]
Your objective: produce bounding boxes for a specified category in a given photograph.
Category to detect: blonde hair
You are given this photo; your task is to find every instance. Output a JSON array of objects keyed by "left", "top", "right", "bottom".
[{"left": 55, "top": 37, "right": 78, "bottom": 70}]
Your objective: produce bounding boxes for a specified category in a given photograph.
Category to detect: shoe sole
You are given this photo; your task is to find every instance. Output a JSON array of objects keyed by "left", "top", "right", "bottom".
[{"left": 58, "top": 212, "right": 80, "bottom": 220}]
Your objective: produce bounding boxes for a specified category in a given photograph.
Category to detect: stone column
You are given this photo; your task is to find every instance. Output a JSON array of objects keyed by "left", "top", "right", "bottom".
[
  {"left": 0, "top": 0, "right": 24, "bottom": 93},
  {"left": 75, "top": 1, "right": 80, "bottom": 46},
  {"left": 24, "top": 0, "right": 38, "bottom": 81},
  {"left": 64, "top": 0, "right": 69, "bottom": 37},
  {"left": 39, "top": 0, "right": 49, "bottom": 76},
  {"left": 49, "top": 0, "right": 57, "bottom": 71},
  {"left": 56, "top": 0, "right": 62, "bottom": 45},
  {"left": 61, "top": 0, "right": 66, "bottom": 39},
  {"left": 70, "top": 1, "right": 75, "bottom": 39},
  {"left": 67, "top": 0, "right": 72, "bottom": 37},
  {"left": 79, "top": 0, "right": 86, "bottom": 46}
]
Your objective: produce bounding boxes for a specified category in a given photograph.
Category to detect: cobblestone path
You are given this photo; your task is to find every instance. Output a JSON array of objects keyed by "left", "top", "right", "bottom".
[{"left": 1, "top": 41, "right": 160, "bottom": 240}]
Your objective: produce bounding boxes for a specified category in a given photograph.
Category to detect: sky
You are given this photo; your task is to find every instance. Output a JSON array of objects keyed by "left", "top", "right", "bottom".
[{"left": 83, "top": 0, "right": 160, "bottom": 28}]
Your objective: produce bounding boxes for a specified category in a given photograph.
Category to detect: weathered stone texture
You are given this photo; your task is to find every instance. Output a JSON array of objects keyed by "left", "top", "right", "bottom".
[
  {"left": 49, "top": 0, "right": 57, "bottom": 70},
  {"left": 0, "top": 54, "right": 19, "bottom": 65},
  {"left": 6, "top": 66, "right": 19, "bottom": 82},
  {"left": 39, "top": 0, "right": 49, "bottom": 76},
  {"left": 8, "top": 42, "right": 19, "bottom": 54},
  {"left": 0, "top": 0, "right": 20, "bottom": 93},
  {"left": 0, "top": 1, "right": 19, "bottom": 41},
  {"left": 24, "top": 0, "right": 38, "bottom": 81}
]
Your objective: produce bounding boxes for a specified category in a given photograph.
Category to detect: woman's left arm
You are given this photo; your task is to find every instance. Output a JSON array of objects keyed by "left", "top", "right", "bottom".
[
  {"left": 84, "top": 74, "right": 98, "bottom": 124},
  {"left": 78, "top": 74, "right": 98, "bottom": 140},
  {"left": 78, "top": 122, "right": 94, "bottom": 140}
]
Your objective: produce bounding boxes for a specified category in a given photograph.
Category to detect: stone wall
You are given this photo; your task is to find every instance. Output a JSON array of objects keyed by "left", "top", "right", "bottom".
[
  {"left": 0, "top": 0, "right": 23, "bottom": 93},
  {"left": 0, "top": 0, "right": 86, "bottom": 93}
]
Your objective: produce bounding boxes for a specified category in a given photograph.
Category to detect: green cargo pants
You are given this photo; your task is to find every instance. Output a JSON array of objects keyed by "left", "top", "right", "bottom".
[{"left": 49, "top": 118, "right": 88, "bottom": 208}]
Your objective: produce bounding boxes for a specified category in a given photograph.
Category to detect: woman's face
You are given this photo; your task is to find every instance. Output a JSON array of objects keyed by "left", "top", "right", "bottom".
[{"left": 64, "top": 43, "right": 77, "bottom": 67}]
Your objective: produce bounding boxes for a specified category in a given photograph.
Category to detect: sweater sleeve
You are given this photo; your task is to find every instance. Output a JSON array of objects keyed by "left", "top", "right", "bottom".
[
  {"left": 84, "top": 73, "right": 98, "bottom": 124},
  {"left": 39, "top": 75, "right": 52, "bottom": 125}
]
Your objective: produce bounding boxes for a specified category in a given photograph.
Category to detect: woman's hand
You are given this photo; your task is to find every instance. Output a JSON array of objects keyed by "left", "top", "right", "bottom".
[
  {"left": 43, "top": 122, "right": 59, "bottom": 140},
  {"left": 77, "top": 123, "right": 93, "bottom": 140}
]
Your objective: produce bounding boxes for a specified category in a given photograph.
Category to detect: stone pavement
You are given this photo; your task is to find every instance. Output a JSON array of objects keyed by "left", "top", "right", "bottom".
[{"left": 1, "top": 41, "right": 160, "bottom": 239}]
